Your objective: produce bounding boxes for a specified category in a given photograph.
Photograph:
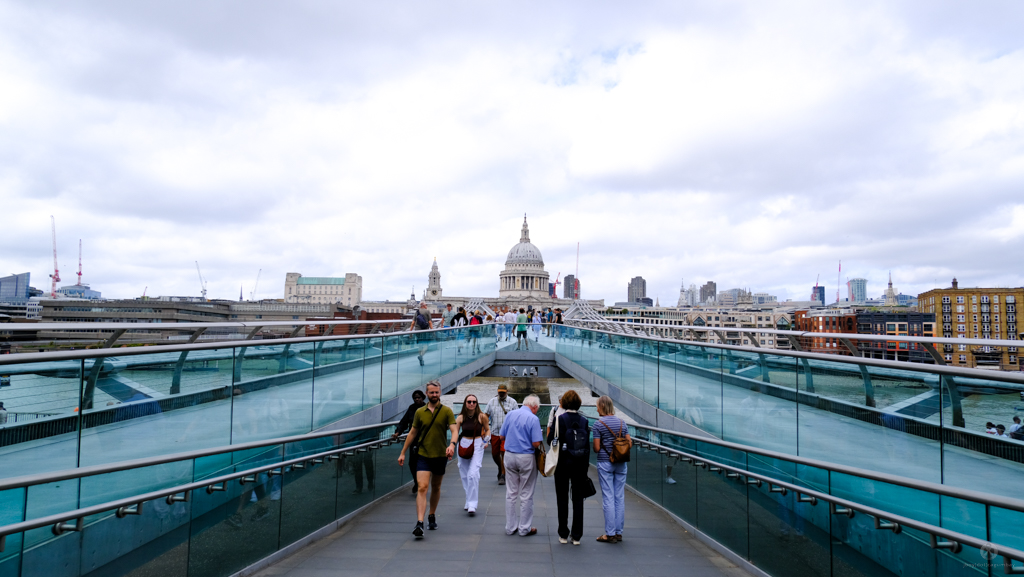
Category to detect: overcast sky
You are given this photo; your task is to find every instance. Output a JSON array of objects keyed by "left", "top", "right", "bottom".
[{"left": 2, "top": 1, "right": 1023, "bottom": 305}]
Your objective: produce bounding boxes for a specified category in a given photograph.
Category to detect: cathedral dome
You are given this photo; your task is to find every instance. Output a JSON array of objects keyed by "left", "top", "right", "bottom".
[{"left": 505, "top": 217, "right": 544, "bottom": 267}]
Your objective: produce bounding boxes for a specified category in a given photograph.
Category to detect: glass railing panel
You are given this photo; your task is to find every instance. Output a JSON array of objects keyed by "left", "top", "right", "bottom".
[
  {"left": 23, "top": 480, "right": 79, "bottom": 550},
  {"left": 694, "top": 459, "right": 748, "bottom": 556},
  {"left": 370, "top": 441, "right": 407, "bottom": 500},
  {"left": 79, "top": 460, "right": 194, "bottom": 511},
  {"left": 335, "top": 449, "right": 377, "bottom": 518},
  {"left": 723, "top": 350, "right": 798, "bottom": 455},
  {"left": 0, "top": 359, "right": 82, "bottom": 479},
  {"left": 79, "top": 494, "right": 192, "bottom": 577},
  {"left": 187, "top": 470, "right": 282, "bottom": 577},
  {"left": 279, "top": 458, "right": 337, "bottom": 548},
  {"left": 313, "top": 338, "right": 368, "bottom": 429},
  {"left": 939, "top": 494, "right": 987, "bottom": 549},
  {"left": 380, "top": 335, "right": 399, "bottom": 404},
  {"left": 0, "top": 487, "right": 25, "bottom": 577},
  {"left": 940, "top": 374, "right": 1024, "bottom": 500},
  {"left": 987, "top": 505, "right": 1024, "bottom": 565},
  {"left": 746, "top": 477, "right": 830, "bottom": 577},
  {"left": 829, "top": 471, "right": 939, "bottom": 527},
  {"left": 661, "top": 448, "right": 697, "bottom": 524},
  {"left": 229, "top": 345, "right": 313, "bottom": 447},
  {"left": 789, "top": 359, "right": 942, "bottom": 484},
  {"left": 616, "top": 337, "right": 642, "bottom": 403},
  {"left": 362, "top": 338, "right": 384, "bottom": 415},
  {"left": 668, "top": 346, "right": 724, "bottom": 438},
  {"left": 656, "top": 342, "right": 681, "bottom": 416},
  {"left": 399, "top": 331, "right": 437, "bottom": 398},
  {"left": 78, "top": 349, "right": 234, "bottom": 468},
  {"left": 20, "top": 530, "right": 80, "bottom": 577},
  {"left": 634, "top": 443, "right": 662, "bottom": 505}
]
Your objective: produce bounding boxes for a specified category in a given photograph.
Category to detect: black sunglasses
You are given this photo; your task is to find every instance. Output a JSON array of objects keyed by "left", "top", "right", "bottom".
[{"left": 465, "top": 400, "right": 478, "bottom": 404}]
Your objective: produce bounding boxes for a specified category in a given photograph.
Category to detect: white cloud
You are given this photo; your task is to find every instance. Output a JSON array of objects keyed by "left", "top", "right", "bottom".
[{"left": 1, "top": 0, "right": 1023, "bottom": 305}]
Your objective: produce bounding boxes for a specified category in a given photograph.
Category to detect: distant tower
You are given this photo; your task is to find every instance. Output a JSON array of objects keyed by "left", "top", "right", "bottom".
[
  {"left": 627, "top": 276, "right": 647, "bottom": 303},
  {"left": 677, "top": 279, "right": 686, "bottom": 307},
  {"left": 425, "top": 258, "right": 443, "bottom": 299},
  {"left": 883, "top": 272, "right": 898, "bottom": 306}
]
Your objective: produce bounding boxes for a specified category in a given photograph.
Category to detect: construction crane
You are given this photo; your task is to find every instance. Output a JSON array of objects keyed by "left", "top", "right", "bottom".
[
  {"left": 49, "top": 216, "right": 61, "bottom": 298},
  {"left": 550, "top": 272, "right": 561, "bottom": 298},
  {"left": 76, "top": 240, "right": 83, "bottom": 286},
  {"left": 811, "top": 274, "right": 819, "bottom": 301},
  {"left": 142, "top": 286, "right": 147, "bottom": 298},
  {"left": 195, "top": 261, "right": 208, "bottom": 301},
  {"left": 249, "top": 269, "right": 262, "bottom": 301}
]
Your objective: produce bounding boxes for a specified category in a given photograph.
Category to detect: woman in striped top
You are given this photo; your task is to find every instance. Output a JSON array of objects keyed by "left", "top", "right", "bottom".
[{"left": 593, "top": 395, "right": 630, "bottom": 543}]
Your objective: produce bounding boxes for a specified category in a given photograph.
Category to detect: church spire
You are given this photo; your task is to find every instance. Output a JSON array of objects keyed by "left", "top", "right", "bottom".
[{"left": 520, "top": 214, "right": 530, "bottom": 243}]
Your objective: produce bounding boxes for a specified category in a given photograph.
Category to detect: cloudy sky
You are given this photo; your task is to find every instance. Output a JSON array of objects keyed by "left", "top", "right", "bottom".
[{"left": 2, "top": 1, "right": 1023, "bottom": 305}]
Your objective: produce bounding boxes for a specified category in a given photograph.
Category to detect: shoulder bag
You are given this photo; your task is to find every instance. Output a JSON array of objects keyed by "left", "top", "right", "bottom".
[
  {"left": 542, "top": 419, "right": 559, "bottom": 477},
  {"left": 457, "top": 415, "right": 481, "bottom": 459}
]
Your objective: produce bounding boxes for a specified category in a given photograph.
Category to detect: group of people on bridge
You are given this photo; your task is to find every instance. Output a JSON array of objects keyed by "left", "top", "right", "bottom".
[{"left": 394, "top": 381, "right": 632, "bottom": 544}]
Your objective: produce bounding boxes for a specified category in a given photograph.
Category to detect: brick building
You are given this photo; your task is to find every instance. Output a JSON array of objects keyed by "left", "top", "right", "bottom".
[{"left": 918, "top": 279, "right": 1022, "bottom": 370}]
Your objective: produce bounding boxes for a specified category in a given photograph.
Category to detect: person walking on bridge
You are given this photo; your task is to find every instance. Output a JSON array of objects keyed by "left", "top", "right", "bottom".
[
  {"left": 409, "top": 302, "right": 433, "bottom": 366},
  {"left": 456, "top": 394, "right": 490, "bottom": 516},
  {"left": 393, "top": 389, "right": 427, "bottom": 494},
  {"left": 501, "top": 394, "right": 543, "bottom": 536},
  {"left": 486, "top": 383, "right": 518, "bottom": 485},
  {"left": 594, "top": 395, "right": 631, "bottom": 543},
  {"left": 515, "top": 308, "right": 529, "bottom": 351},
  {"left": 397, "top": 381, "right": 458, "bottom": 538}
]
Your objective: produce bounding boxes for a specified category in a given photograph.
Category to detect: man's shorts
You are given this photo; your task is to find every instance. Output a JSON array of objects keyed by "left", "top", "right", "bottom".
[
  {"left": 416, "top": 455, "right": 448, "bottom": 476},
  {"left": 517, "top": 330, "right": 527, "bottom": 338}
]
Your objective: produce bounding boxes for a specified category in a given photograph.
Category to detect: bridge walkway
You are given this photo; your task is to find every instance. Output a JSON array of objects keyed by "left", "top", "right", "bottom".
[{"left": 254, "top": 457, "right": 746, "bottom": 577}]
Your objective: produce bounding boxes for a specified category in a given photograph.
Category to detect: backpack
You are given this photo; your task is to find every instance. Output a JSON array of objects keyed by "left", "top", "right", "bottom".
[
  {"left": 599, "top": 418, "right": 632, "bottom": 463},
  {"left": 415, "top": 311, "right": 430, "bottom": 330},
  {"left": 560, "top": 413, "right": 589, "bottom": 462},
  {"left": 469, "top": 315, "right": 481, "bottom": 326}
]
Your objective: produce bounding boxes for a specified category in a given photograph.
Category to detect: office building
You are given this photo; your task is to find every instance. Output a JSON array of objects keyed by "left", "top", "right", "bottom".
[
  {"left": 811, "top": 285, "right": 825, "bottom": 305},
  {"left": 627, "top": 276, "right": 646, "bottom": 303},
  {"left": 700, "top": 281, "right": 717, "bottom": 304},
  {"left": 285, "top": 273, "right": 363, "bottom": 306},
  {"left": 918, "top": 278, "right": 1023, "bottom": 370},
  {"left": 856, "top": 312, "right": 936, "bottom": 364},
  {"left": 847, "top": 278, "right": 868, "bottom": 304},
  {"left": 563, "top": 274, "right": 579, "bottom": 299},
  {"left": 0, "top": 273, "right": 32, "bottom": 304}
]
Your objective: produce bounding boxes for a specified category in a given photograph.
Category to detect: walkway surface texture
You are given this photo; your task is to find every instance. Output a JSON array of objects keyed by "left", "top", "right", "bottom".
[{"left": 253, "top": 457, "right": 747, "bottom": 577}]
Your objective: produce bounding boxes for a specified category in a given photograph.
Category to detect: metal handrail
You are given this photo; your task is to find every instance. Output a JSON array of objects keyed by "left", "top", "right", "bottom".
[
  {"left": 629, "top": 422, "right": 1024, "bottom": 514},
  {"left": 0, "top": 420, "right": 400, "bottom": 492},
  {"left": 630, "top": 438, "right": 1024, "bottom": 572},
  {"left": 571, "top": 318, "right": 1022, "bottom": 348},
  {"left": 0, "top": 322, "right": 467, "bottom": 366},
  {"left": 0, "top": 319, "right": 413, "bottom": 331},
  {"left": 0, "top": 433, "right": 408, "bottom": 552},
  {"left": 560, "top": 321, "right": 1024, "bottom": 385}
]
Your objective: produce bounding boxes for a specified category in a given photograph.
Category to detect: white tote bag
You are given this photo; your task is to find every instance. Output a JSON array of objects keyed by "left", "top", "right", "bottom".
[{"left": 543, "top": 430, "right": 559, "bottom": 477}]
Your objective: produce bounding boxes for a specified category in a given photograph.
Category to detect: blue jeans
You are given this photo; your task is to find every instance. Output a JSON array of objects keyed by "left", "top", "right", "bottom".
[{"left": 597, "top": 461, "right": 627, "bottom": 536}]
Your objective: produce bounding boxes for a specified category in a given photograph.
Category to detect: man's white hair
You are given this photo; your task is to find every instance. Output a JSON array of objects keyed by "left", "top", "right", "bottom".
[{"left": 523, "top": 394, "right": 540, "bottom": 409}]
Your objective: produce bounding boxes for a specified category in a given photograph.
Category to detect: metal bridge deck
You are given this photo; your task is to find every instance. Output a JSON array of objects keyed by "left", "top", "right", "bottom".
[{"left": 254, "top": 458, "right": 746, "bottom": 577}]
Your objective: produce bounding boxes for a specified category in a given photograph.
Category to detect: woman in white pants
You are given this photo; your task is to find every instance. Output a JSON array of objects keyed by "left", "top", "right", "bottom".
[{"left": 456, "top": 394, "right": 491, "bottom": 515}]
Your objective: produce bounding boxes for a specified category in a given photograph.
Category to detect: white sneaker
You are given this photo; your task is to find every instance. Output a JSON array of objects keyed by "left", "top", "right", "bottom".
[
  {"left": 665, "top": 477, "right": 677, "bottom": 485},
  {"left": 559, "top": 537, "right": 568, "bottom": 544},
  {"left": 572, "top": 539, "right": 581, "bottom": 546}
]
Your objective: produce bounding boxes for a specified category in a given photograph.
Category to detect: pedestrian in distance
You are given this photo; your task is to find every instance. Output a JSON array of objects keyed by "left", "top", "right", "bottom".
[
  {"left": 531, "top": 310, "right": 542, "bottom": 342},
  {"left": 393, "top": 389, "right": 427, "bottom": 494},
  {"left": 456, "top": 394, "right": 490, "bottom": 516},
  {"left": 450, "top": 306, "right": 468, "bottom": 354},
  {"left": 594, "top": 395, "right": 631, "bottom": 543},
  {"left": 547, "top": 390, "right": 590, "bottom": 545},
  {"left": 500, "top": 394, "right": 543, "bottom": 536},
  {"left": 485, "top": 383, "right": 518, "bottom": 485},
  {"left": 442, "top": 303, "right": 456, "bottom": 328},
  {"left": 515, "top": 308, "right": 529, "bottom": 351},
  {"left": 409, "top": 302, "right": 433, "bottom": 366},
  {"left": 397, "top": 381, "right": 458, "bottom": 538},
  {"left": 468, "top": 310, "right": 484, "bottom": 354},
  {"left": 504, "top": 308, "right": 517, "bottom": 341}
]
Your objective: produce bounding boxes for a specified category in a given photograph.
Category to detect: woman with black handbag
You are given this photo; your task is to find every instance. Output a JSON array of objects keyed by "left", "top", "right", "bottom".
[
  {"left": 456, "top": 394, "right": 490, "bottom": 516},
  {"left": 546, "top": 390, "right": 592, "bottom": 545}
]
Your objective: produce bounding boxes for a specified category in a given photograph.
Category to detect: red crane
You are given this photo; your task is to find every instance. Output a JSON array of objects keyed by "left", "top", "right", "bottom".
[
  {"left": 76, "top": 239, "right": 83, "bottom": 286},
  {"left": 550, "top": 272, "right": 561, "bottom": 297},
  {"left": 49, "top": 216, "right": 61, "bottom": 298}
]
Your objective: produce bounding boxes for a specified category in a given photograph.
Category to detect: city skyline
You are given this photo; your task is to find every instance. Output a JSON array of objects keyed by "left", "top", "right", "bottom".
[{"left": 2, "top": 2, "right": 1022, "bottom": 304}]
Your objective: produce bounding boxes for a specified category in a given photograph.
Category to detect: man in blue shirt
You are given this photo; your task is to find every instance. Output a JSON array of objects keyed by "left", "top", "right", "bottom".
[{"left": 500, "top": 394, "right": 543, "bottom": 536}]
